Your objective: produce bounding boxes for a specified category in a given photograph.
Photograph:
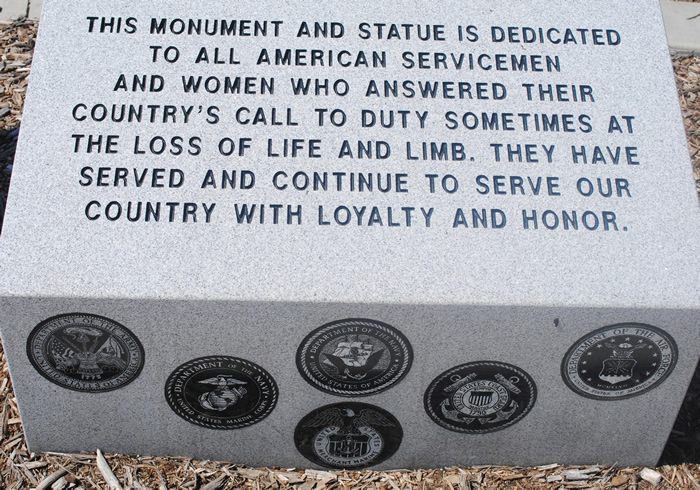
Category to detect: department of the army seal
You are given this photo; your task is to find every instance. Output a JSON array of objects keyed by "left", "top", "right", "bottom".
[
  {"left": 294, "top": 402, "right": 403, "bottom": 469},
  {"left": 424, "top": 361, "right": 537, "bottom": 434},
  {"left": 296, "top": 319, "right": 413, "bottom": 396},
  {"left": 26, "top": 313, "right": 145, "bottom": 392},
  {"left": 165, "top": 356, "right": 278, "bottom": 429},
  {"left": 561, "top": 323, "right": 678, "bottom": 400}
]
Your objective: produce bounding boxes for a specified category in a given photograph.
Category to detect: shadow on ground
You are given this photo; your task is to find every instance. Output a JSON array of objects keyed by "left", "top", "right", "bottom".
[
  {"left": 0, "top": 127, "right": 18, "bottom": 234},
  {"left": 661, "top": 357, "right": 700, "bottom": 465}
]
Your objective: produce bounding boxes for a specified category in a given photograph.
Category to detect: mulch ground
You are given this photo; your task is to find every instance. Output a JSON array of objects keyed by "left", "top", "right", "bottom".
[{"left": 0, "top": 17, "right": 699, "bottom": 490}]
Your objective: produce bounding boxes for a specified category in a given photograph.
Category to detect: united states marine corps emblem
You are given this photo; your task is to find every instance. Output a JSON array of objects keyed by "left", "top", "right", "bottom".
[
  {"left": 26, "top": 313, "right": 144, "bottom": 392},
  {"left": 294, "top": 402, "right": 403, "bottom": 469},
  {"left": 424, "top": 361, "right": 537, "bottom": 434},
  {"left": 165, "top": 356, "right": 278, "bottom": 429},
  {"left": 561, "top": 323, "right": 678, "bottom": 400},
  {"left": 296, "top": 319, "right": 413, "bottom": 396}
]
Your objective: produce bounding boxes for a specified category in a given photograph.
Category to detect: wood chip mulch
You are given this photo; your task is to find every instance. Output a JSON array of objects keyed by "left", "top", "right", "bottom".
[
  {"left": 675, "top": 54, "right": 700, "bottom": 193},
  {"left": 0, "top": 18, "right": 34, "bottom": 233},
  {"left": 0, "top": 17, "right": 700, "bottom": 490}
]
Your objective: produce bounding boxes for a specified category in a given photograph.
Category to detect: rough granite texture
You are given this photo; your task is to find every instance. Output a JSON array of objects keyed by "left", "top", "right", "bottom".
[{"left": 0, "top": 0, "right": 698, "bottom": 469}]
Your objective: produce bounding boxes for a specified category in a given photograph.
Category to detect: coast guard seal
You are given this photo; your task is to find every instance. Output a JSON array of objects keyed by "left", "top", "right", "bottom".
[
  {"left": 165, "top": 356, "right": 278, "bottom": 429},
  {"left": 424, "top": 361, "right": 537, "bottom": 433},
  {"left": 26, "top": 313, "right": 144, "bottom": 392},
  {"left": 294, "top": 402, "right": 403, "bottom": 469},
  {"left": 296, "top": 319, "right": 412, "bottom": 396},
  {"left": 561, "top": 323, "right": 678, "bottom": 400}
]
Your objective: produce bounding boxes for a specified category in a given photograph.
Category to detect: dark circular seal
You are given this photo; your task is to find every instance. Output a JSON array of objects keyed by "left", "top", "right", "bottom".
[
  {"left": 296, "top": 318, "right": 413, "bottom": 396},
  {"left": 165, "top": 356, "right": 278, "bottom": 429},
  {"left": 26, "top": 313, "right": 144, "bottom": 392},
  {"left": 424, "top": 361, "right": 537, "bottom": 434},
  {"left": 561, "top": 323, "right": 678, "bottom": 400},
  {"left": 294, "top": 402, "right": 403, "bottom": 469}
]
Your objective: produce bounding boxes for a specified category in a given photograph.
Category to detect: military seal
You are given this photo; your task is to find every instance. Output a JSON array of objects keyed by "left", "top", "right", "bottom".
[
  {"left": 165, "top": 356, "right": 278, "bottom": 429},
  {"left": 561, "top": 323, "right": 678, "bottom": 400},
  {"left": 26, "top": 313, "right": 144, "bottom": 392},
  {"left": 296, "top": 318, "right": 413, "bottom": 396},
  {"left": 294, "top": 402, "right": 403, "bottom": 469},
  {"left": 424, "top": 361, "right": 537, "bottom": 434}
]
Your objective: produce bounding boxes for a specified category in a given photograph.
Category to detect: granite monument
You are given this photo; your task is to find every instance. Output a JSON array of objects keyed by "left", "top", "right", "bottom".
[{"left": 0, "top": 0, "right": 698, "bottom": 469}]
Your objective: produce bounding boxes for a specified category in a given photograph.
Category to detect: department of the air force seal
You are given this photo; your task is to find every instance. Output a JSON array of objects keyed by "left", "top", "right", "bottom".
[
  {"left": 26, "top": 313, "right": 144, "bottom": 392},
  {"left": 294, "top": 402, "right": 403, "bottom": 469},
  {"left": 561, "top": 323, "right": 678, "bottom": 400},
  {"left": 424, "top": 361, "right": 537, "bottom": 434},
  {"left": 165, "top": 356, "right": 278, "bottom": 429},
  {"left": 296, "top": 319, "right": 413, "bottom": 396}
]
